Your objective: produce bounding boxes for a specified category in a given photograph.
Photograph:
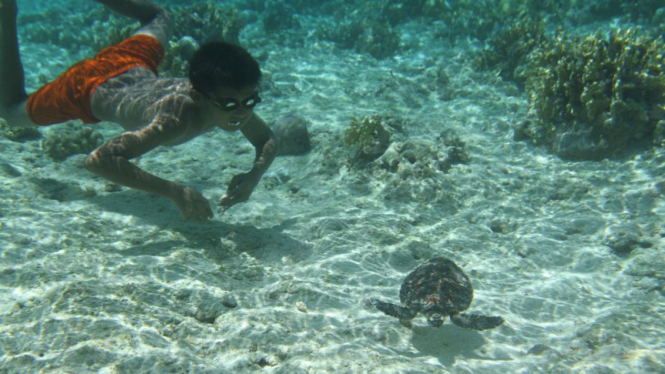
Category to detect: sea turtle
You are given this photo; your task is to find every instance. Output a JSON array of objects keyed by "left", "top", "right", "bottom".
[{"left": 370, "top": 257, "right": 504, "bottom": 330}]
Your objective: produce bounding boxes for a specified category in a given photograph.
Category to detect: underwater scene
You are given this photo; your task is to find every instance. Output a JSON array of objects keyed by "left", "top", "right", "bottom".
[{"left": 1, "top": 0, "right": 664, "bottom": 372}]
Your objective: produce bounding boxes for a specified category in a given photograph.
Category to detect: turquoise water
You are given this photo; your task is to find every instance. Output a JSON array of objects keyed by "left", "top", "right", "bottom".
[{"left": 1, "top": 1, "right": 664, "bottom": 373}]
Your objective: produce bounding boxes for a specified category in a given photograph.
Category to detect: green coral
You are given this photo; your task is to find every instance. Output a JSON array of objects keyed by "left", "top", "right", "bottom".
[
  {"left": 43, "top": 124, "right": 104, "bottom": 161},
  {"left": 474, "top": 19, "right": 547, "bottom": 88},
  {"left": 344, "top": 115, "right": 398, "bottom": 163},
  {"left": 524, "top": 28, "right": 665, "bottom": 159}
]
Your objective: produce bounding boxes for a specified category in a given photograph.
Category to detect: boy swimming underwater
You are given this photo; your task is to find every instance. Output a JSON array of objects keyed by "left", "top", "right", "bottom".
[{"left": 0, "top": 0, "right": 277, "bottom": 222}]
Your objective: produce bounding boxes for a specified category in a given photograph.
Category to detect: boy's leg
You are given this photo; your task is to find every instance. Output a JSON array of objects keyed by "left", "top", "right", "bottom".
[
  {"left": 93, "top": 0, "right": 172, "bottom": 46},
  {"left": 0, "top": 0, "right": 27, "bottom": 110},
  {"left": 0, "top": 0, "right": 31, "bottom": 127}
]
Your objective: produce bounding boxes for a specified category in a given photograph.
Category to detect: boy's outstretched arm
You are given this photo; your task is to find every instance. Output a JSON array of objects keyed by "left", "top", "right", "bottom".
[
  {"left": 218, "top": 114, "right": 277, "bottom": 211},
  {"left": 93, "top": 0, "right": 172, "bottom": 46},
  {"left": 84, "top": 117, "right": 214, "bottom": 221}
]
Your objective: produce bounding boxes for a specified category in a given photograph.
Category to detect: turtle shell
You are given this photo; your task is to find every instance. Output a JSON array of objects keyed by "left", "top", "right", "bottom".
[{"left": 399, "top": 257, "right": 473, "bottom": 316}]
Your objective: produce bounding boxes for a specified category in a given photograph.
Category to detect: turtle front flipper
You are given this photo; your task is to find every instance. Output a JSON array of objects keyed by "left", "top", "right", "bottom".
[
  {"left": 450, "top": 313, "right": 504, "bottom": 331},
  {"left": 370, "top": 298, "right": 418, "bottom": 320}
]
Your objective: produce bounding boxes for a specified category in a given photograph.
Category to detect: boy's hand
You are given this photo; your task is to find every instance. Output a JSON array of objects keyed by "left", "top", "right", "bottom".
[
  {"left": 172, "top": 186, "right": 214, "bottom": 221},
  {"left": 218, "top": 171, "right": 260, "bottom": 212}
]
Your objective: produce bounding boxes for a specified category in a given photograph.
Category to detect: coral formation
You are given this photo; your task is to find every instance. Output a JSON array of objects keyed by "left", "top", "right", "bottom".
[
  {"left": 319, "top": 19, "right": 400, "bottom": 59},
  {"left": 378, "top": 0, "right": 663, "bottom": 46},
  {"left": 437, "top": 130, "right": 471, "bottom": 171},
  {"left": 344, "top": 115, "right": 399, "bottom": 163},
  {"left": 169, "top": 2, "right": 244, "bottom": 45},
  {"left": 380, "top": 0, "right": 556, "bottom": 44},
  {"left": 42, "top": 124, "right": 104, "bottom": 161},
  {"left": 523, "top": 29, "right": 665, "bottom": 159},
  {"left": 253, "top": 1, "right": 308, "bottom": 47},
  {"left": 340, "top": 115, "right": 468, "bottom": 210},
  {"left": 372, "top": 133, "right": 466, "bottom": 212},
  {"left": 0, "top": 118, "right": 41, "bottom": 142},
  {"left": 245, "top": 0, "right": 333, "bottom": 15},
  {"left": 161, "top": 36, "right": 200, "bottom": 78},
  {"left": 93, "top": 20, "right": 135, "bottom": 50},
  {"left": 18, "top": 2, "right": 246, "bottom": 78},
  {"left": 602, "top": 222, "right": 653, "bottom": 254},
  {"left": 379, "top": 140, "right": 445, "bottom": 179},
  {"left": 378, "top": 130, "right": 469, "bottom": 177},
  {"left": 159, "top": 2, "right": 245, "bottom": 77},
  {"left": 474, "top": 19, "right": 547, "bottom": 88},
  {"left": 18, "top": 5, "right": 134, "bottom": 51}
]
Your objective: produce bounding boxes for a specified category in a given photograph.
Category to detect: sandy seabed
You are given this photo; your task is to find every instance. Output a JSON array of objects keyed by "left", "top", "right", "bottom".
[{"left": 1, "top": 13, "right": 664, "bottom": 374}]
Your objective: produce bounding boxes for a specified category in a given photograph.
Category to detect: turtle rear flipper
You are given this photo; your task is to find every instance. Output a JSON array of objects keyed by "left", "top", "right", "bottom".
[
  {"left": 370, "top": 298, "right": 418, "bottom": 320},
  {"left": 450, "top": 313, "right": 504, "bottom": 331}
]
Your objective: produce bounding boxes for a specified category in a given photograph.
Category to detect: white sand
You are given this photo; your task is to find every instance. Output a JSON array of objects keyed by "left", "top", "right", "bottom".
[{"left": 1, "top": 10, "right": 664, "bottom": 374}]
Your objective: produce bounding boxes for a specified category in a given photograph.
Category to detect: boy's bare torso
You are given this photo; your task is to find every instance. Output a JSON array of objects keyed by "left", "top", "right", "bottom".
[{"left": 91, "top": 67, "right": 216, "bottom": 145}]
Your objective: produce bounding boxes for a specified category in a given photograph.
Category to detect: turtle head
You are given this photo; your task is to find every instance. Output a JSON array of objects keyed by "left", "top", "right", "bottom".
[{"left": 426, "top": 313, "right": 445, "bottom": 328}]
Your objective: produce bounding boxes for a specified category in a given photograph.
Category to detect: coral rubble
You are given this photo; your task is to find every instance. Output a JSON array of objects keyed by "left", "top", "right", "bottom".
[
  {"left": 0, "top": 118, "right": 41, "bottom": 142},
  {"left": 43, "top": 124, "right": 104, "bottom": 161}
]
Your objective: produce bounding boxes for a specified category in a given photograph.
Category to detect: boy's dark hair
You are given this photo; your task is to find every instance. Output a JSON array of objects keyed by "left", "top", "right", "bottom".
[{"left": 188, "top": 41, "right": 261, "bottom": 95}]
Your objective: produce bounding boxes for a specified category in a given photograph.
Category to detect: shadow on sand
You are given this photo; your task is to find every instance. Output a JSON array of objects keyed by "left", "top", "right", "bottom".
[{"left": 87, "top": 188, "right": 312, "bottom": 264}]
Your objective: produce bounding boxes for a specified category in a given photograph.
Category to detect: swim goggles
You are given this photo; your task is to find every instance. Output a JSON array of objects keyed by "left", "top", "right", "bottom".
[{"left": 210, "top": 91, "right": 262, "bottom": 112}]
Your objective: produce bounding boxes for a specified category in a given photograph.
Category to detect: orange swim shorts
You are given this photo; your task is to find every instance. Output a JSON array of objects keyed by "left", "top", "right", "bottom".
[{"left": 26, "top": 34, "right": 165, "bottom": 126}]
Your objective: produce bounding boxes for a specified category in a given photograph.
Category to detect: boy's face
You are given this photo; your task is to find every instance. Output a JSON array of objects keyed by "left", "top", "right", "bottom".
[{"left": 207, "top": 85, "right": 260, "bottom": 132}]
